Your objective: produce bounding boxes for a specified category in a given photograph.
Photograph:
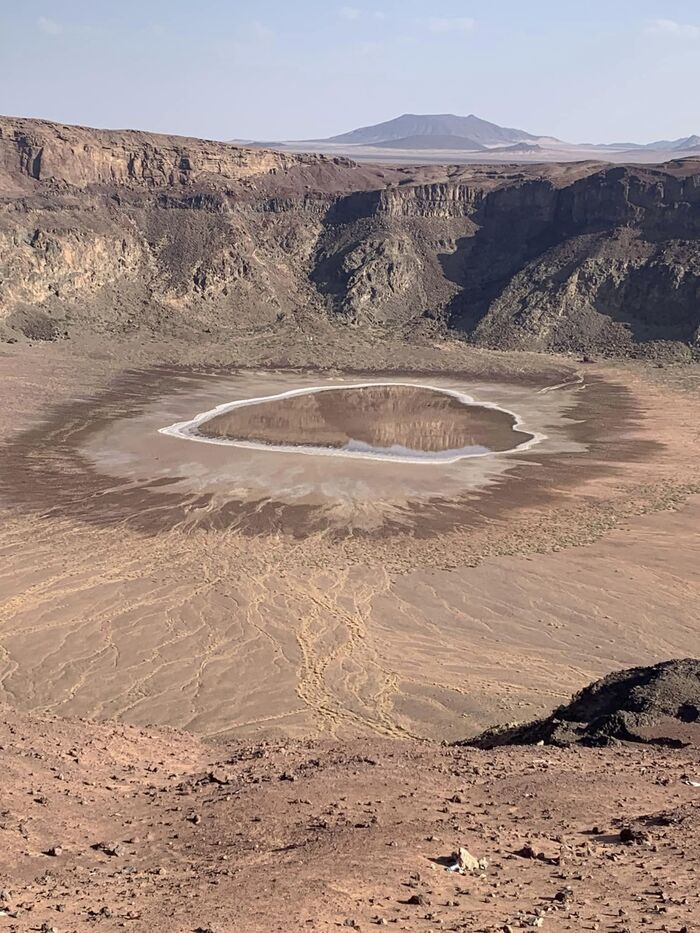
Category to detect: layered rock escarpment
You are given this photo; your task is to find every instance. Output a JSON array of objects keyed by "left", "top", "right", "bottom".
[
  {"left": 0, "top": 116, "right": 325, "bottom": 190},
  {"left": 1, "top": 115, "right": 698, "bottom": 355}
]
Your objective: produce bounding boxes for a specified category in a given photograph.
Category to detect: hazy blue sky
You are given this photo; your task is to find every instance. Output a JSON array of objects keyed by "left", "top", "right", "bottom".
[{"left": 3, "top": 1, "right": 700, "bottom": 142}]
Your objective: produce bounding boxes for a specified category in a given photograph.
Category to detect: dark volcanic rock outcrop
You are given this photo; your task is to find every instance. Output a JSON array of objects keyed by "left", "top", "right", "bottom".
[
  {"left": 462, "top": 659, "right": 700, "bottom": 748},
  {"left": 1, "top": 115, "right": 699, "bottom": 355}
]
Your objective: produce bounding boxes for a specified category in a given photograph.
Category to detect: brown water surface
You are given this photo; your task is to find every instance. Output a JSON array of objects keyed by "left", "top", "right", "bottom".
[{"left": 198, "top": 384, "right": 532, "bottom": 458}]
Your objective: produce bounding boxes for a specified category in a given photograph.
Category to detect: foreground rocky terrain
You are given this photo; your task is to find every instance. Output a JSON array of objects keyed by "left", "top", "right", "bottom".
[
  {"left": 1, "top": 662, "right": 699, "bottom": 932},
  {"left": 1, "top": 115, "right": 699, "bottom": 356}
]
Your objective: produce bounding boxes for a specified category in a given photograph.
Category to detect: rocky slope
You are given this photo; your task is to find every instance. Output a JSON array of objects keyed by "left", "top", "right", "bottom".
[
  {"left": 2, "top": 663, "right": 700, "bottom": 931},
  {"left": 465, "top": 659, "right": 700, "bottom": 749},
  {"left": 1, "top": 115, "right": 699, "bottom": 356}
]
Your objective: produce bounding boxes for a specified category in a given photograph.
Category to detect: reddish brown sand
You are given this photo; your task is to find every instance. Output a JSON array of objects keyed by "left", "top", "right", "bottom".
[{"left": 1, "top": 705, "right": 700, "bottom": 933}]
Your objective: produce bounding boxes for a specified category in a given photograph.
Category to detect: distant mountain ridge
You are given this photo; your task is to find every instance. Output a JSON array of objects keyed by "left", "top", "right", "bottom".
[
  {"left": 292, "top": 113, "right": 698, "bottom": 156},
  {"left": 233, "top": 113, "right": 700, "bottom": 165},
  {"left": 603, "top": 134, "right": 700, "bottom": 152},
  {"left": 315, "top": 113, "right": 546, "bottom": 149},
  {"left": 648, "top": 134, "right": 700, "bottom": 151}
]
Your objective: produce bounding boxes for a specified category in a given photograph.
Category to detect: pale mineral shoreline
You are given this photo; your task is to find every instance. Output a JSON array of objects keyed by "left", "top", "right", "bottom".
[{"left": 157, "top": 380, "right": 546, "bottom": 464}]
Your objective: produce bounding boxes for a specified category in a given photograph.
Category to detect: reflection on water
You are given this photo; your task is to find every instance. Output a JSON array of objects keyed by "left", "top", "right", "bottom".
[{"left": 170, "top": 383, "right": 536, "bottom": 463}]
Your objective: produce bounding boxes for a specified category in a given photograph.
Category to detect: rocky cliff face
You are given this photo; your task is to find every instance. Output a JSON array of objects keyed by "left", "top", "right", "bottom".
[
  {"left": 1, "top": 116, "right": 698, "bottom": 355},
  {"left": 0, "top": 116, "right": 320, "bottom": 191}
]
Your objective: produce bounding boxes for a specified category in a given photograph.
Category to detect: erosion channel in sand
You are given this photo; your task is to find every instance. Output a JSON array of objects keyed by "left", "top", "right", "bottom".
[{"left": 159, "top": 382, "right": 540, "bottom": 463}]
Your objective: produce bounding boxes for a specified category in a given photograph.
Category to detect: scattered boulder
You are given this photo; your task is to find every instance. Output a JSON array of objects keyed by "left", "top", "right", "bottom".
[
  {"left": 514, "top": 843, "right": 560, "bottom": 865},
  {"left": 619, "top": 826, "right": 650, "bottom": 845},
  {"left": 92, "top": 841, "right": 123, "bottom": 857},
  {"left": 406, "top": 894, "right": 428, "bottom": 906},
  {"left": 450, "top": 846, "right": 488, "bottom": 874},
  {"left": 207, "top": 769, "right": 231, "bottom": 785}
]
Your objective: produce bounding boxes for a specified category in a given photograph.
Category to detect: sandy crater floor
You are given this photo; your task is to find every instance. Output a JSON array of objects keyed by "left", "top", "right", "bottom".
[{"left": 0, "top": 341, "right": 698, "bottom": 741}]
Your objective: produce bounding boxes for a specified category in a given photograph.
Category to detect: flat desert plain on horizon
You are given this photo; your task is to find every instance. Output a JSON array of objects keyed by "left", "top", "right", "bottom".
[{"left": 0, "top": 332, "right": 698, "bottom": 742}]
